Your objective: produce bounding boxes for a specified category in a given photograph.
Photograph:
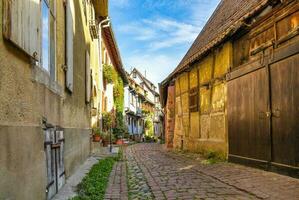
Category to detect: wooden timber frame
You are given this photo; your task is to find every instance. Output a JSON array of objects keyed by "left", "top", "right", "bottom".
[
  {"left": 227, "top": 0, "right": 299, "bottom": 178},
  {"left": 173, "top": 42, "right": 229, "bottom": 153}
]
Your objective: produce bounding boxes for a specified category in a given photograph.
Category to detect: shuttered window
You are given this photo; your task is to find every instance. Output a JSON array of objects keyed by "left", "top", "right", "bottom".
[
  {"left": 3, "top": 0, "right": 41, "bottom": 59},
  {"left": 66, "top": 0, "right": 74, "bottom": 92},
  {"left": 189, "top": 87, "right": 199, "bottom": 112}
]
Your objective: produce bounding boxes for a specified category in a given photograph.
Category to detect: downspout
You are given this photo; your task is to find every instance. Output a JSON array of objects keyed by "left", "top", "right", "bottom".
[{"left": 98, "top": 17, "right": 110, "bottom": 130}]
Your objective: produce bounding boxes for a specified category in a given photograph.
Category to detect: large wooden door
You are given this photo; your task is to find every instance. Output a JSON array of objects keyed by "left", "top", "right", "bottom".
[
  {"left": 270, "top": 54, "right": 299, "bottom": 168},
  {"left": 228, "top": 66, "right": 271, "bottom": 164},
  {"left": 45, "top": 128, "right": 65, "bottom": 200},
  {"left": 227, "top": 42, "right": 299, "bottom": 175}
]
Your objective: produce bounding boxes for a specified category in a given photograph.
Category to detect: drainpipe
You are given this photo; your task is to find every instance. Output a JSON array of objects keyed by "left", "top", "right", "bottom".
[{"left": 98, "top": 18, "right": 110, "bottom": 130}]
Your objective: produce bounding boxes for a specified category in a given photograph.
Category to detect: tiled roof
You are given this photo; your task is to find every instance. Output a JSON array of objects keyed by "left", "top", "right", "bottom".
[{"left": 162, "top": 0, "right": 269, "bottom": 84}]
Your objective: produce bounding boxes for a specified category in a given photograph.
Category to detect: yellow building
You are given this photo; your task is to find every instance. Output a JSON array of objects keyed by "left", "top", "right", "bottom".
[
  {"left": 0, "top": 0, "right": 108, "bottom": 199},
  {"left": 160, "top": 0, "right": 299, "bottom": 173}
]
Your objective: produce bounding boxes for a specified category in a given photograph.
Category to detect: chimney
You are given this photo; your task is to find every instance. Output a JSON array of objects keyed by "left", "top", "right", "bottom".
[{"left": 144, "top": 70, "right": 147, "bottom": 78}]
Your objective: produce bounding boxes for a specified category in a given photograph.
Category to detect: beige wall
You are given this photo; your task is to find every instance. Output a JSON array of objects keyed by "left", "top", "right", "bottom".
[{"left": 0, "top": 0, "right": 97, "bottom": 199}]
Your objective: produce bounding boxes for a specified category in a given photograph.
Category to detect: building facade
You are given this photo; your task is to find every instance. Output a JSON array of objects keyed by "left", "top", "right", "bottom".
[
  {"left": 160, "top": 0, "right": 299, "bottom": 176},
  {"left": 0, "top": 0, "right": 115, "bottom": 199},
  {"left": 125, "top": 68, "right": 163, "bottom": 140},
  {"left": 124, "top": 74, "right": 145, "bottom": 140}
]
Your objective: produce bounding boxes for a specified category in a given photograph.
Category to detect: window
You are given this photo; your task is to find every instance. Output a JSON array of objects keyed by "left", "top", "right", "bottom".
[
  {"left": 42, "top": 0, "right": 56, "bottom": 80},
  {"left": 189, "top": 87, "right": 199, "bottom": 112},
  {"left": 131, "top": 93, "right": 134, "bottom": 105}
]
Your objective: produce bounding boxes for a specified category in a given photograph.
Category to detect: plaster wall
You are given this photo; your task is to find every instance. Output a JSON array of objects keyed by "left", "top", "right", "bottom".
[
  {"left": 0, "top": 0, "right": 94, "bottom": 199},
  {"left": 172, "top": 42, "right": 231, "bottom": 157}
]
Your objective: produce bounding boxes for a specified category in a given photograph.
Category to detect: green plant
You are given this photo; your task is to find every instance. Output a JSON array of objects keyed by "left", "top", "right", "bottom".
[
  {"left": 103, "top": 64, "right": 125, "bottom": 139},
  {"left": 102, "top": 112, "right": 113, "bottom": 131},
  {"left": 144, "top": 119, "right": 151, "bottom": 130},
  {"left": 92, "top": 127, "right": 102, "bottom": 136},
  {"left": 100, "top": 131, "right": 116, "bottom": 142},
  {"left": 103, "top": 64, "right": 117, "bottom": 84},
  {"left": 70, "top": 157, "right": 117, "bottom": 200},
  {"left": 201, "top": 150, "right": 226, "bottom": 165}
]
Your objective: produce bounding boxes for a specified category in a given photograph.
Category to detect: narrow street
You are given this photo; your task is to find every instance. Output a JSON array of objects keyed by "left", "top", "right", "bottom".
[
  {"left": 1, "top": 1, "right": 299, "bottom": 199},
  {"left": 105, "top": 144, "right": 299, "bottom": 200}
]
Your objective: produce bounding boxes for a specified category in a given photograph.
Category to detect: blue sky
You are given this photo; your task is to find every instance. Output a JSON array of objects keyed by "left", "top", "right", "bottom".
[{"left": 109, "top": 0, "right": 220, "bottom": 86}]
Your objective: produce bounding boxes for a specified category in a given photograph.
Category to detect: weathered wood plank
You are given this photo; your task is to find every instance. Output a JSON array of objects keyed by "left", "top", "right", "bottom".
[{"left": 2, "top": 0, "right": 40, "bottom": 59}]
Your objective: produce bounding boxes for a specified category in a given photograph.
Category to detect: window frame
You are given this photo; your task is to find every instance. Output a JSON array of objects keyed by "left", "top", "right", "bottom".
[
  {"left": 41, "top": 0, "right": 57, "bottom": 81},
  {"left": 189, "top": 86, "right": 199, "bottom": 113}
]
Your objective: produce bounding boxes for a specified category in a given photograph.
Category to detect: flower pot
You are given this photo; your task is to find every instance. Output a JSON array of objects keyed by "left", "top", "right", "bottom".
[
  {"left": 116, "top": 139, "right": 124, "bottom": 145},
  {"left": 102, "top": 140, "right": 109, "bottom": 147},
  {"left": 93, "top": 135, "right": 101, "bottom": 142}
]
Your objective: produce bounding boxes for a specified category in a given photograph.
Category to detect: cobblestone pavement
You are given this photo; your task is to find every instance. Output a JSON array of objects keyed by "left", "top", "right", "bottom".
[
  {"left": 105, "top": 161, "right": 128, "bottom": 200},
  {"left": 125, "top": 143, "right": 299, "bottom": 200},
  {"left": 126, "top": 147, "right": 154, "bottom": 199}
]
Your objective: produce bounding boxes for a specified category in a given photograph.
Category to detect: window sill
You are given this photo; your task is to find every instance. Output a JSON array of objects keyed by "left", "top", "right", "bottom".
[{"left": 31, "top": 64, "right": 63, "bottom": 97}]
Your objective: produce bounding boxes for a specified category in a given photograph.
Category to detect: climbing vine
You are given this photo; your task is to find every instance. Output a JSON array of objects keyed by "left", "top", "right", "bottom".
[
  {"left": 113, "top": 75, "right": 126, "bottom": 138},
  {"left": 103, "top": 64, "right": 126, "bottom": 137},
  {"left": 103, "top": 64, "right": 117, "bottom": 84}
]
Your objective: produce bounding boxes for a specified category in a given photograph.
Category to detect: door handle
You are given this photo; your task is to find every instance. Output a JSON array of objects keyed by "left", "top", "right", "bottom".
[
  {"left": 259, "top": 111, "right": 272, "bottom": 119},
  {"left": 265, "top": 111, "right": 272, "bottom": 118}
]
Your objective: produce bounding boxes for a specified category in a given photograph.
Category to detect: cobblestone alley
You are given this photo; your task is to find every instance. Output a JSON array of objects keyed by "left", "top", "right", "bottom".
[{"left": 105, "top": 144, "right": 299, "bottom": 200}]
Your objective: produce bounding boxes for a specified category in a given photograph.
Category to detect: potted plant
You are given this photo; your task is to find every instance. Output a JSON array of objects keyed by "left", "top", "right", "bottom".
[
  {"left": 92, "top": 127, "right": 102, "bottom": 142},
  {"left": 101, "top": 131, "right": 112, "bottom": 147}
]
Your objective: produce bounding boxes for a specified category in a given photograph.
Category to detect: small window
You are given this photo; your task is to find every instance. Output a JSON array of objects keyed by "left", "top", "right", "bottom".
[{"left": 189, "top": 87, "right": 199, "bottom": 112}]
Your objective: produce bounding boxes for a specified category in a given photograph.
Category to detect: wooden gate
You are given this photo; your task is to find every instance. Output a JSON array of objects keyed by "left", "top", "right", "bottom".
[
  {"left": 44, "top": 128, "right": 65, "bottom": 200},
  {"left": 227, "top": 41, "right": 299, "bottom": 176}
]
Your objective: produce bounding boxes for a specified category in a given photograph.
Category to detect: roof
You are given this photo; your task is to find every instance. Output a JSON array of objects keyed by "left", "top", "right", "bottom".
[
  {"left": 161, "top": 0, "right": 270, "bottom": 86},
  {"left": 131, "top": 68, "right": 159, "bottom": 96},
  {"left": 125, "top": 71, "right": 156, "bottom": 105},
  {"left": 102, "top": 24, "right": 128, "bottom": 84}
]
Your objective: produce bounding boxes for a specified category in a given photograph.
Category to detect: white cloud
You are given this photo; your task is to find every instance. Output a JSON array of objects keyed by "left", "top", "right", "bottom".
[
  {"left": 125, "top": 53, "right": 180, "bottom": 86},
  {"left": 111, "top": 0, "right": 221, "bottom": 85},
  {"left": 118, "top": 23, "right": 157, "bottom": 41},
  {"left": 119, "top": 17, "right": 201, "bottom": 51}
]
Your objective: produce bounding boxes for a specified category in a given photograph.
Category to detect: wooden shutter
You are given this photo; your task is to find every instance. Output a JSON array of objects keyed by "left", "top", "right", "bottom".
[
  {"left": 189, "top": 87, "right": 198, "bottom": 112},
  {"left": 86, "top": 51, "right": 91, "bottom": 103},
  {"left": 44, "top": 129, "right": 57, "bottom": 200},
  {"left": 56, "top": 130, "right": 65, "bottom": 191},
  {"left": 66, "top": 0, "right": 74, "bottom": 92},
  {"left": 44, "top": 128, "right": 65, "bottom": 199},
  {"left": 3, "top": 0, "right": 41, "bottom": 59}
]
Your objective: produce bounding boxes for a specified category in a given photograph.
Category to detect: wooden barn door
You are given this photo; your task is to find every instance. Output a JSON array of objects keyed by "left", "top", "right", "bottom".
[
  {"left": 45, "top": 128, "right": 65, "bottom": 200},
  {"left": 228, "top": 41, "right": 299, "bottom": 174},
  {"left": 227, "top": 64, "right": 271, "bottom": 165},
  {"left": 270, "top": 53, "right": 299, "bottom": 168}
]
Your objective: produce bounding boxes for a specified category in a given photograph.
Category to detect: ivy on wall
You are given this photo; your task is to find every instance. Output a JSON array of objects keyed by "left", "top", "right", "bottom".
[
  {"left": 103, "top": 64, "right": 126, "bottom": 137},
  {"left": 103, "top": 64, "right": 117, "bottom": 84}
]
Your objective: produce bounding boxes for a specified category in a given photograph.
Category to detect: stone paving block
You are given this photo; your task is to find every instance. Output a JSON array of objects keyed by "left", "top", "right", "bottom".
[{"left": 124, "top": 144, "right": 299, "bottom": 200}]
